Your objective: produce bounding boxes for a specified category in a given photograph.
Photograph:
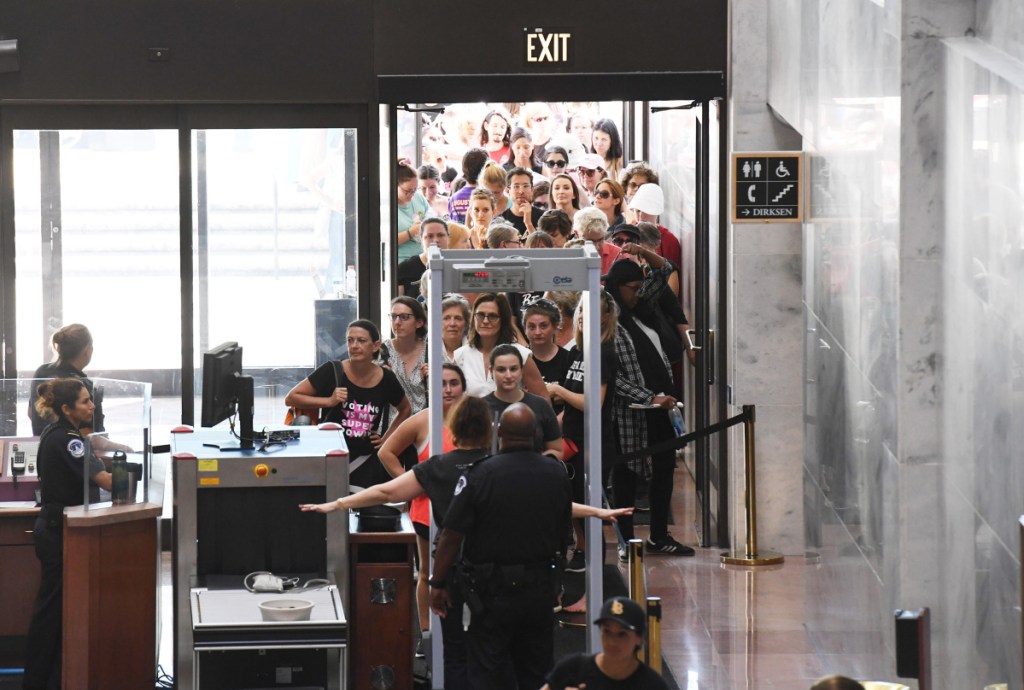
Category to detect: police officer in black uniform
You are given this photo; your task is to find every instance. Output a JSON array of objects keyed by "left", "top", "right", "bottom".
[
  {"left": 429, "top": 402, "right": 573, "bottom": 690},
  {"left": 23, "top": 378, "right": 111, "bottom": 690}
]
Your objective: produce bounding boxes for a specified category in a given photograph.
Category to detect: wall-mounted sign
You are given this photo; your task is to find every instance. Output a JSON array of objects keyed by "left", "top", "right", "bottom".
[
  {"left": 524, "top": 28, "right": 573, "bottom": 66},
  {"left": 732, "top": 152, "right": 803, "bottom": 223}
]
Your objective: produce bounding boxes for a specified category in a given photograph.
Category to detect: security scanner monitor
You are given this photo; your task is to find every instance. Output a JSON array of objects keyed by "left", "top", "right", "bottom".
[{"left": 200, "top": 341, "right": 255, "bottom": 451}]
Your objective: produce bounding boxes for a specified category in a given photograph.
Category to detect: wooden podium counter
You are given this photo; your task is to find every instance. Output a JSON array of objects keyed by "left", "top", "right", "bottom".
[
  {"left": 62, "top": 502, "right": 161, "bottom": 690},
  {"left": 348, "top": 512, "right": 416, "bottom": 690}
]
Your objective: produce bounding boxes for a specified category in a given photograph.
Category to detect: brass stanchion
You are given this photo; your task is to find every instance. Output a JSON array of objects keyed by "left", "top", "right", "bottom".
[
  {"left": 627, "top": 539, "right": 645, "bottom": 663},
  {"left": 627, "top": 538, "right": 645, "bottom": 603},
  {"left": 721, "top": 405, "right": 784, "bottom": 566},
  {"left": 645, "top": 596, "right": 662, "bottom": 674}
]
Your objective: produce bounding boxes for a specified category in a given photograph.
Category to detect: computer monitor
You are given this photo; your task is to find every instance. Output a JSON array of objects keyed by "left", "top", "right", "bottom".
[{"left": 200, "top": 341, "right": 254, "bottom": 451}]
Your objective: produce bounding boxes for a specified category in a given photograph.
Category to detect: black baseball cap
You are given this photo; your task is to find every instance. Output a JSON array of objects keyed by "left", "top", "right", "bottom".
[
  {"left": 595, "top": 596, "right": 646, "bottom": 634},
  {"left": 608, "top": 224, "right": 641, "bottom": 243}
]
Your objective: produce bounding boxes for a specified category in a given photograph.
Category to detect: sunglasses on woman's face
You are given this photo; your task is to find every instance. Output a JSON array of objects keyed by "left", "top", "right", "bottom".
[
  {"left": 594, "top": 190, "right": 612, "bottom": 199},
  {"left": 544, "top": 159, "right": 567, "bottom": 169}
]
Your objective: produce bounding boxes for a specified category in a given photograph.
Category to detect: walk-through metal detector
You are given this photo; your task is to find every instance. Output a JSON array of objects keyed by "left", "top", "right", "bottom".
[{"left": 425, "top": 244, "right": 603, "bottom": 686}]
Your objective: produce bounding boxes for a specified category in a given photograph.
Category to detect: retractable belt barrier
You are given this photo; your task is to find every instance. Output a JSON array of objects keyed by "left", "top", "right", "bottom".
[
  {"left": 610, "top": 404, "right": 785, "bottom": 567},
  {"left": 610, "top": 407, "right": 752, "bottom": 464}
]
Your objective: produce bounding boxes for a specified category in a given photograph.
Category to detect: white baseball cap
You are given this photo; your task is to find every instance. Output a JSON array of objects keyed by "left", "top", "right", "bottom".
[{"left": 627, "top": 183, "right": 664, "bottom": 216}]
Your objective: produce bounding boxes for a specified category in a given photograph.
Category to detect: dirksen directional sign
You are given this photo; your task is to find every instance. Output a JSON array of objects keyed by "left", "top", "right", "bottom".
[{"left": 732, "top": 153, "right": 803, "bottom": 223}]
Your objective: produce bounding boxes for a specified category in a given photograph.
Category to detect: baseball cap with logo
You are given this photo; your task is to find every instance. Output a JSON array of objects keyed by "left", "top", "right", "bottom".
[{"left": 595, "top": 596, "right": 646, "bottom": 634}]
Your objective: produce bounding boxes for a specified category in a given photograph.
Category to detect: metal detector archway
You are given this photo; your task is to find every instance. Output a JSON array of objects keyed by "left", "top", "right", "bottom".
[{"left": 425, "top": 244, "right": 603, "bottom": 686}]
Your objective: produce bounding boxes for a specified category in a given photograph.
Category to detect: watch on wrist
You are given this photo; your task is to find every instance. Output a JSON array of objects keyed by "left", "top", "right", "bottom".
[{"left": 428, "top": 578, "right": 446, "bottom": 588}]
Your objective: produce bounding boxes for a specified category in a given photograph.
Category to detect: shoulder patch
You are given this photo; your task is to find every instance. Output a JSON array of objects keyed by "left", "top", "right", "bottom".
[
  {"left": 453, "top": 475, "right": 467, "bottom": 496},
  {"left": 67, "top": 438, "right": 86, "bottom": 458}
]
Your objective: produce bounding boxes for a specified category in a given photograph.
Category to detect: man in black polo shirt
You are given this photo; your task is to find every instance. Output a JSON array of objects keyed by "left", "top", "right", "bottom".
[
  {"left": 429, "top": 403, "right": 573, "bottom": 690},
  {"left": 500, "top": 167, "right": 545, "bottom": 237}
]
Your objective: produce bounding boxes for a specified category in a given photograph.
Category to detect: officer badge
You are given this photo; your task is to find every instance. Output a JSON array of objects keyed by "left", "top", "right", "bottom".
[
  {"left": 67, "top": 439, "right": 86, "bottom": 458},
  {"left": 454, "top": 475, "right": 467, "bottom": 496},
  {"left": 611, "top": 600, "right": 624, "bottom": 615}
]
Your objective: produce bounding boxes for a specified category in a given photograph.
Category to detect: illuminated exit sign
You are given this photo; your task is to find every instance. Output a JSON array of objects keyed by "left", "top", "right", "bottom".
[{"left": 524, "top": 28, "right": 573, "bottom": 66}]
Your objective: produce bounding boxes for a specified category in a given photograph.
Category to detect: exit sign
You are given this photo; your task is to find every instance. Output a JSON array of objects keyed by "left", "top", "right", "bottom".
[{"left": 524, "top": 28, "right": 573, "bottom": 66}]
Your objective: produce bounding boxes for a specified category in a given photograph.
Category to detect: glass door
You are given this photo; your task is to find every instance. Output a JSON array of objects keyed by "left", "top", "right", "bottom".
[
  {"left": 647, "top": 99, "right": 725, "bottom": 546},
  {"left": 2, "top": 107, "right": 366, "bottom": 435},
  {"left": 11, "top": 128, "right": 183, "bottom": 431}
]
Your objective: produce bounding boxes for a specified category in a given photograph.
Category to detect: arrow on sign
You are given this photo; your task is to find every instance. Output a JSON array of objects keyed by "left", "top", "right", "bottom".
[{"left": 742, "top": 209, "right": 750, "bottom": 216}]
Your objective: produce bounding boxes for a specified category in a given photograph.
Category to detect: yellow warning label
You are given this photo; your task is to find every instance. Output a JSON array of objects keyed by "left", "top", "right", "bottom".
[
  {"left": 199, "top": 477, "right": 220, "bottom": 486},
  {"left": 198, "top": 459, "right": 218, "bottom": 472}
]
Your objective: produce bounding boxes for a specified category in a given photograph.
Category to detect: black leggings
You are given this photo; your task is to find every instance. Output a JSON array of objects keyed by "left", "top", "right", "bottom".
[{"left": 611, "top": 449, "right": 675, "bottom": 542}]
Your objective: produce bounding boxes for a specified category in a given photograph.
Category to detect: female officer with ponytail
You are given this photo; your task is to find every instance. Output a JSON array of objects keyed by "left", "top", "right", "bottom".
[{"left": 22, "top": 378, "right": 111, "bottom": 690}]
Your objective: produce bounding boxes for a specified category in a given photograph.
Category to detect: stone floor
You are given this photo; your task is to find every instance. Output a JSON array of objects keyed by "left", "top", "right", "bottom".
[{"left": 154, "top": 463, "right": 907, "bottom": 690}]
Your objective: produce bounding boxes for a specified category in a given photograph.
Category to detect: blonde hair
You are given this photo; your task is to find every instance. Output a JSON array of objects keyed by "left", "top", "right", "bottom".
[
  {"left": 477, "top": 161, "right": 507, "bottom": 189},
  {"left": 447, "top": 221, "right": 470, "bottom": 249},
  {"left": 51, "top": 324, "right": 92, "bottom": 366}
]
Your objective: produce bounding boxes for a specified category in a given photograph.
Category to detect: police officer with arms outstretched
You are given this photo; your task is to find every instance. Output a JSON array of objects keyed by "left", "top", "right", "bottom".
[
  {"left": 23, "top": 378, "right": 112, "bottom": 690},
  {"left": 429, "top": 402, "right": 573, "bottom": 690}
]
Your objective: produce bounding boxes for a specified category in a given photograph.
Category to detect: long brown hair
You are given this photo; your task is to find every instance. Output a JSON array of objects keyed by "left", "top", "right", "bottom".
[{"left": 35, "top": 378, "right": 86, "bottom": 425}]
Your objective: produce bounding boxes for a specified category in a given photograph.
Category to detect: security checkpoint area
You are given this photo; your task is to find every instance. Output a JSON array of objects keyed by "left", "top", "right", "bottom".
[{"left": 424, "top": 244, "right": 605, "bottom": 687}]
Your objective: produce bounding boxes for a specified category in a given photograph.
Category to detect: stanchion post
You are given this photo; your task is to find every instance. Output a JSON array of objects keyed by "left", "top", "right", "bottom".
[
  {"left": 628, "top": 538, "right": 645, "bottom": 604},
  {"left": 721, "top": 405, "right": 784, "bottom": 566},
  {"left": 627, "top": 539, "right": 645, "bottom": 663},
  {"left": 646, "top": 596, "right": 662, "bottom": 674}
]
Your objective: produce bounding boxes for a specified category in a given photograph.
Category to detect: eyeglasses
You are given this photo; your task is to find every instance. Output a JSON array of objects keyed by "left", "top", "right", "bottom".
[
  {"left": 532, "top": 115, "right": 550, "bottom": 123},
  {"left": 579, "top": 168, "right": 601, "bottom": 176},
  {"left": 611, "top": 236, "right": 634, "bottom": 246},
  {"left": 398, "top": 184, "right": 417, "bottom": 195},
  {"left": 474, "top": 312, "right": 501, "bottom": 323},
  {"left": 544, "top": 160, "right": 567, "bottom": 168},
  {"left": 620, "top": 282, "right": 643, "bottom": 293},
  {"left": 389, "top": 312, "right": 415, "bottom": 322},
  {"left": 594, "top": 190, "right": 613, "bottom": 199}
]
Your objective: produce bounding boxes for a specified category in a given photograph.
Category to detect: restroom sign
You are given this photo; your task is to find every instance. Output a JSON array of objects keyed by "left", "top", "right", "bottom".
[
  {"left": 524, "top": 28, "right": 573, "bottom": 66},
  {"left": 733, "top": 152, "right": 803, "bottom": 223}
]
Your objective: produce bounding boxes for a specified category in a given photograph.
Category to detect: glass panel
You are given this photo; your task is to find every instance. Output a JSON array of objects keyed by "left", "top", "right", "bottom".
[
  {"left": 192, "top": 127, "right": 358, "bottom": 430},
  {"left": 12, "top": 129, "right": 182, "bottom": 431},
  {"left": 0, "top": 377, "right": 151, "bottom": 508}
]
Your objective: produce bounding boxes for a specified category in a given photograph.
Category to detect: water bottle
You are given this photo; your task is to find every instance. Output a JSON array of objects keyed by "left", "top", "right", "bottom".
[
  {"left": 668, "top": 404, "right": 685, "bottom": 437},
  {"left": 345, "top": 265, "right": 357, "bottom": 295},
  {"left": 111, "top": 451, "right": 129, "bottom": 505}
]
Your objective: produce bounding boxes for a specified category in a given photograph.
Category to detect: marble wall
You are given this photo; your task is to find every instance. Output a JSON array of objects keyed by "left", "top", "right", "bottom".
[
  {"left": 941, "top": 37, "right": 1024, "bottom": 688},
  {"left": 729, "top": 0, "right": 806, "bottom": 558},
  {"left": 756, "top": 0, "right": 1023, "bottom": 686}
]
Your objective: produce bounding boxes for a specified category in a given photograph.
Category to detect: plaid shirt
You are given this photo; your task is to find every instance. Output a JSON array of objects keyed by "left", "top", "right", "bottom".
[{"left": 611, "top": 261, "right": 674, "bottom": 477}]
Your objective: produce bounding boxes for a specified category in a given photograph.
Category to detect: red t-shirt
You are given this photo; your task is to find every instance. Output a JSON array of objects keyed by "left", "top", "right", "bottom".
[
  {"left": 658, "top": 225, "right": 682, "bottom": 270},
  {"left": 488, "top": 146, "right": 510, "bottom": 165}
]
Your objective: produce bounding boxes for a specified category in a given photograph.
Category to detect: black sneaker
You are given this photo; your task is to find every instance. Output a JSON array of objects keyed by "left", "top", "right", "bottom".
[
  {"left": 645, "top": 535, "right": 695, "bottom": 556},
  {"left": 565, "top": 550, "right": 586, "bottom": 573}
]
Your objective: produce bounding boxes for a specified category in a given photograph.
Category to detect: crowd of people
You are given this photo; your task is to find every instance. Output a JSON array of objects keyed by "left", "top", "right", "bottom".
[{"left": 289, "top": 108, "right": 709, "bottom": 685}]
